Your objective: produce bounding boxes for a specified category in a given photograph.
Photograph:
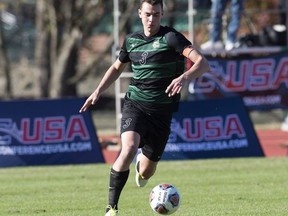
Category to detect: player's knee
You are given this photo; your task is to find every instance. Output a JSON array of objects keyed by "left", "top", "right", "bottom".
[{"left": 122, "top": 144, "right": 138, "bottom": 161}]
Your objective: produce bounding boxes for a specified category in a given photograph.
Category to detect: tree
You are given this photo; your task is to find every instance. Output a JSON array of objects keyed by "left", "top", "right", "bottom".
[
  {"left": 0, "top": 9, "right": 12, "bottom": 98},
  {"left": 34, "top": 0, "right": 138, "bottom": 98}
]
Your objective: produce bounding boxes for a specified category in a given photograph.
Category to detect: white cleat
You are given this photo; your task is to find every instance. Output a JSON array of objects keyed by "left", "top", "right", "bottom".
[{"left": 105, "top": 205, "right": 118, "bottom": 216}]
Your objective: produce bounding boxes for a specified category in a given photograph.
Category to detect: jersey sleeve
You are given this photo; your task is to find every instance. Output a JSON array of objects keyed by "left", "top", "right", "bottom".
[
  {"left": 165, "top": 29, "right": 192, "bottom": 54},
  {"left": 118, "top": 38, "right": 131, "bottom": 63}
]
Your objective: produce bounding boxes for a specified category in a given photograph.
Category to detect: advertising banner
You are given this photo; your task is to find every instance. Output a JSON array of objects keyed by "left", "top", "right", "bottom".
[
  {"left": 0, "top": 98, "right": 104, "bottom": 167},
  {"left": 162, "top": 97, "right": 264, "bottom": 160},
  {"left": 191, "top": 51, "right": 288, "bottom": 110}
]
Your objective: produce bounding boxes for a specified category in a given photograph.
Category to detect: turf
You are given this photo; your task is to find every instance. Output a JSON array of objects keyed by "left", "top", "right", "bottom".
[{"left": 0, "top": 157, "right": 287, "bottom": 216}]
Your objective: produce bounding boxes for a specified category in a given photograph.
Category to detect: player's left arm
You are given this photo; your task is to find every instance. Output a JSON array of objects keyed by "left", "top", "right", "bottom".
[
  {"left": 182, "top": 45, "right": 210, "bottom": 81},
  {"left": 166, "top": 45, "right": 210, "bottom": 97}
]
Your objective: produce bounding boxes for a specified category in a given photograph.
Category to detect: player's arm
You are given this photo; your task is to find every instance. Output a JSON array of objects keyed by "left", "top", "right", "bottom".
[
  {"left": 79, "top": 59, "right": 127, "bottom": 113},
  {"left": 166, "top": 45, "right": 210, "bottom": 97},
  {"left": 182, "top": 46, "right": 210, "bottom": 81}
]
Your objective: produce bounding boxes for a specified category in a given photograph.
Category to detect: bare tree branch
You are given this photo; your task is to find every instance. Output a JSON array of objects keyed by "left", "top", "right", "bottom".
[
  {"left": 68, "top": 0, "right": 138, "bottom": 84},
  {"left": 0, "top": 10, "right": 12, "bottom": 98}
]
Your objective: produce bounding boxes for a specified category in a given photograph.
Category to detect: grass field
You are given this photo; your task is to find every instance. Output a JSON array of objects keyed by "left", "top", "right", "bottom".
[{"left": 0, "top": 157, "right": 287, "bottom": 216}]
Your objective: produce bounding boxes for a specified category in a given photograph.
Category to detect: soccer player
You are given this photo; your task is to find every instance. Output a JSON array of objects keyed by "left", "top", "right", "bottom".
[{"left": 79, "top": 0, "right": 210, "bottom": 215}]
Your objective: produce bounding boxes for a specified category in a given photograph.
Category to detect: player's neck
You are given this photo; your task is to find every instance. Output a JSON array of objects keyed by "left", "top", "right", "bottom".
[{"left": 144, "top": 26, "right": 161, "bottom": 37}]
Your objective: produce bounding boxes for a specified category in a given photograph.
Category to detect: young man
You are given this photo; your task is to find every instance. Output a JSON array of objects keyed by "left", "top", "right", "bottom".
[{"left": 79, "top": 0, "right": 210, "bottom": 215}]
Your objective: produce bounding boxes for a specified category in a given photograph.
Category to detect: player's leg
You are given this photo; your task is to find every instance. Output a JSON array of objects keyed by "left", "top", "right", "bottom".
[
  {"left": 135, "top": 151, "right": 158, "bottom": 187},
  {"left": 135, "top": 112, "right": 172, "bottom": 187},
  {"left": 137, "top": 152, "right": 158, "bottom": 179},
  {"left": 106, "top": 131, "right": 140, "bottom": 215},
  {"left": 105, "top": 98, "right": 144, "bottom": 215},
  {"left": 114, "top": 131, "right": 140, "bottom": 171}
]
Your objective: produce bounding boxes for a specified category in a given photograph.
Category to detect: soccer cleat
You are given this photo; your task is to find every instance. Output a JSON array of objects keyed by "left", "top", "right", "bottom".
[
  {"left": 135, "top": 153, "right": 148, "bottom": 187},
  {"left": 105, "top": 205, "right": 118, "bottom": 216}
]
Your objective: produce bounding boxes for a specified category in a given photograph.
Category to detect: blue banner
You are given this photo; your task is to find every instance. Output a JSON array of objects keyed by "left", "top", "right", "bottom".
[
  {"left": 162, "top": 97, "right": 264, "bottom": 160},
  {"left": 191, "top": 51, "right": 288, "bottom": 110},
  {"left": 0, "top": 98, "right": 104, "bottom": 167}
]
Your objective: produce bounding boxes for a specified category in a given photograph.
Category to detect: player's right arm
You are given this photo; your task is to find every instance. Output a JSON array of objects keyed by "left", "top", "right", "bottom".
[{"left": 79, "top": 59, "right": 127, "bottom": 113}]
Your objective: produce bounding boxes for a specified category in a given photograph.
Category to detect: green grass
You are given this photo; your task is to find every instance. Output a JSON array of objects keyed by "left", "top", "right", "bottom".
[{"left": 0, "top": 157, "right": 287, "bottom": 216}]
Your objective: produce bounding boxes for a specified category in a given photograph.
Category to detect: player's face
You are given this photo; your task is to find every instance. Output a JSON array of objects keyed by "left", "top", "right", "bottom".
[{"left": 138, "top": 2, "right": 163, "bottom": 37}]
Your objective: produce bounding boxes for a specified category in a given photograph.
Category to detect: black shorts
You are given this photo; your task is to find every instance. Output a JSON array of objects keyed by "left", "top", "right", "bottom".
[{"left": 121, "top": 99, "right": 172, "bottom": 162}]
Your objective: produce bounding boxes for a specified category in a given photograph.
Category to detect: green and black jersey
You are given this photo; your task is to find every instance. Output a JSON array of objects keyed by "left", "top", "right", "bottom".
[{"left": 119, "top": 26, "right": 191, "bottom": 114}]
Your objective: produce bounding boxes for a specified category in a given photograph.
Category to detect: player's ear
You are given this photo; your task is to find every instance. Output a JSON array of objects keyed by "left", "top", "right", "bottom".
[{"left": 138, "top": 9, "right": 142, "bottom": 18}]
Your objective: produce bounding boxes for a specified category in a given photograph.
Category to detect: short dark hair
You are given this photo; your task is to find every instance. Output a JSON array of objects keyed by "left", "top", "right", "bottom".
[{"left": 140, "top": 0, "right": 163, "bottom": 9}]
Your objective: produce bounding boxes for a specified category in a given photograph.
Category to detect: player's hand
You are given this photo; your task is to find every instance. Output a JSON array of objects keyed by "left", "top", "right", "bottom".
[
  {"left": 79, "top": 91, "right": 99, "bottom": 113},
  {"left": 165, "top": 75, "right": 186, "bottom": 97}
]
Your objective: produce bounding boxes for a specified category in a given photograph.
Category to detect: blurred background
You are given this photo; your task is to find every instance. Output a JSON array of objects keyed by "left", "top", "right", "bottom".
[{"left": 0, "top": 0, "right": 287, "bottom": 134}]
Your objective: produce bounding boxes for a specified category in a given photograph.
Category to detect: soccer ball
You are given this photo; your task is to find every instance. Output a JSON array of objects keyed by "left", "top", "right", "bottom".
[{"left": 149, "top": 183, "right": 181, "bottom": 215}]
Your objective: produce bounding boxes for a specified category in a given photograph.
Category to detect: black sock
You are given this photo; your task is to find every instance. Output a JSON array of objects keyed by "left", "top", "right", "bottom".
[{"left": 107, "top": 168, "right": 130, "bottom": 211}]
